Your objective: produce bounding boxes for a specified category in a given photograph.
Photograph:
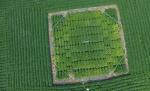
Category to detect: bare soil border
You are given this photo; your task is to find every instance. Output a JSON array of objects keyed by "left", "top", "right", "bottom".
[{"left": 48, "top": 4, "right": 129, "bottom": 85}]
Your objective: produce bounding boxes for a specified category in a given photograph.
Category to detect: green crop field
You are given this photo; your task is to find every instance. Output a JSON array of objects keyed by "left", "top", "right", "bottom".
[
  {"left": 0, "top": 0, "right": 150, "bottom": 91},
  {"left": 49, "top": 8, "right": 128, "bottom": 84}
]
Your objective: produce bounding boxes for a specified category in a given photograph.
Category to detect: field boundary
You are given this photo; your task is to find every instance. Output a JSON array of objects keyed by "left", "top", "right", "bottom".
[{"left": 48, "top": 4, "right": 129, "bottom": 84}]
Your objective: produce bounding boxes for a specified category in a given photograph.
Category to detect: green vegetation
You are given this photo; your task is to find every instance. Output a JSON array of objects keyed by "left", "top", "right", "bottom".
[
  {"left": 104, "top": 8, "right": 118, "bottom": 21},
  {"left": 52, "top": 10, "right": 127, "bottom": 80},
  {"left": 1, "top": 0, "right": 150, "bottom": 91}
]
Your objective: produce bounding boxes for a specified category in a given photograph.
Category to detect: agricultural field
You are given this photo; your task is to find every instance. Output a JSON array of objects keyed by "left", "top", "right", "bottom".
[
  {"left": 48, "top": 5, "right": 128, "bottom": 84},
  {"left": 1, "top": 0, "right": 150, "bottom": 91}
]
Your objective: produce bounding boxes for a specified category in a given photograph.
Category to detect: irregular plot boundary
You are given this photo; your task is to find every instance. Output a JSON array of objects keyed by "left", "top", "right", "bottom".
[{"left": 48, "top": 4, "right": 129, "bottom": 84}]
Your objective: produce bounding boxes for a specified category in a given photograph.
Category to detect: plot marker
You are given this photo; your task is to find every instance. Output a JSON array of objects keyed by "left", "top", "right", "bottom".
[{"left": 86, "top": 88, "right": 90, "bottom": 91}]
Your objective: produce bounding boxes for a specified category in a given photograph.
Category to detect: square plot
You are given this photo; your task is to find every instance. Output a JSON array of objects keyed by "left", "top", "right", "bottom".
[{"left": 48, "top": 5, "right": 129, "bottom": 84}]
